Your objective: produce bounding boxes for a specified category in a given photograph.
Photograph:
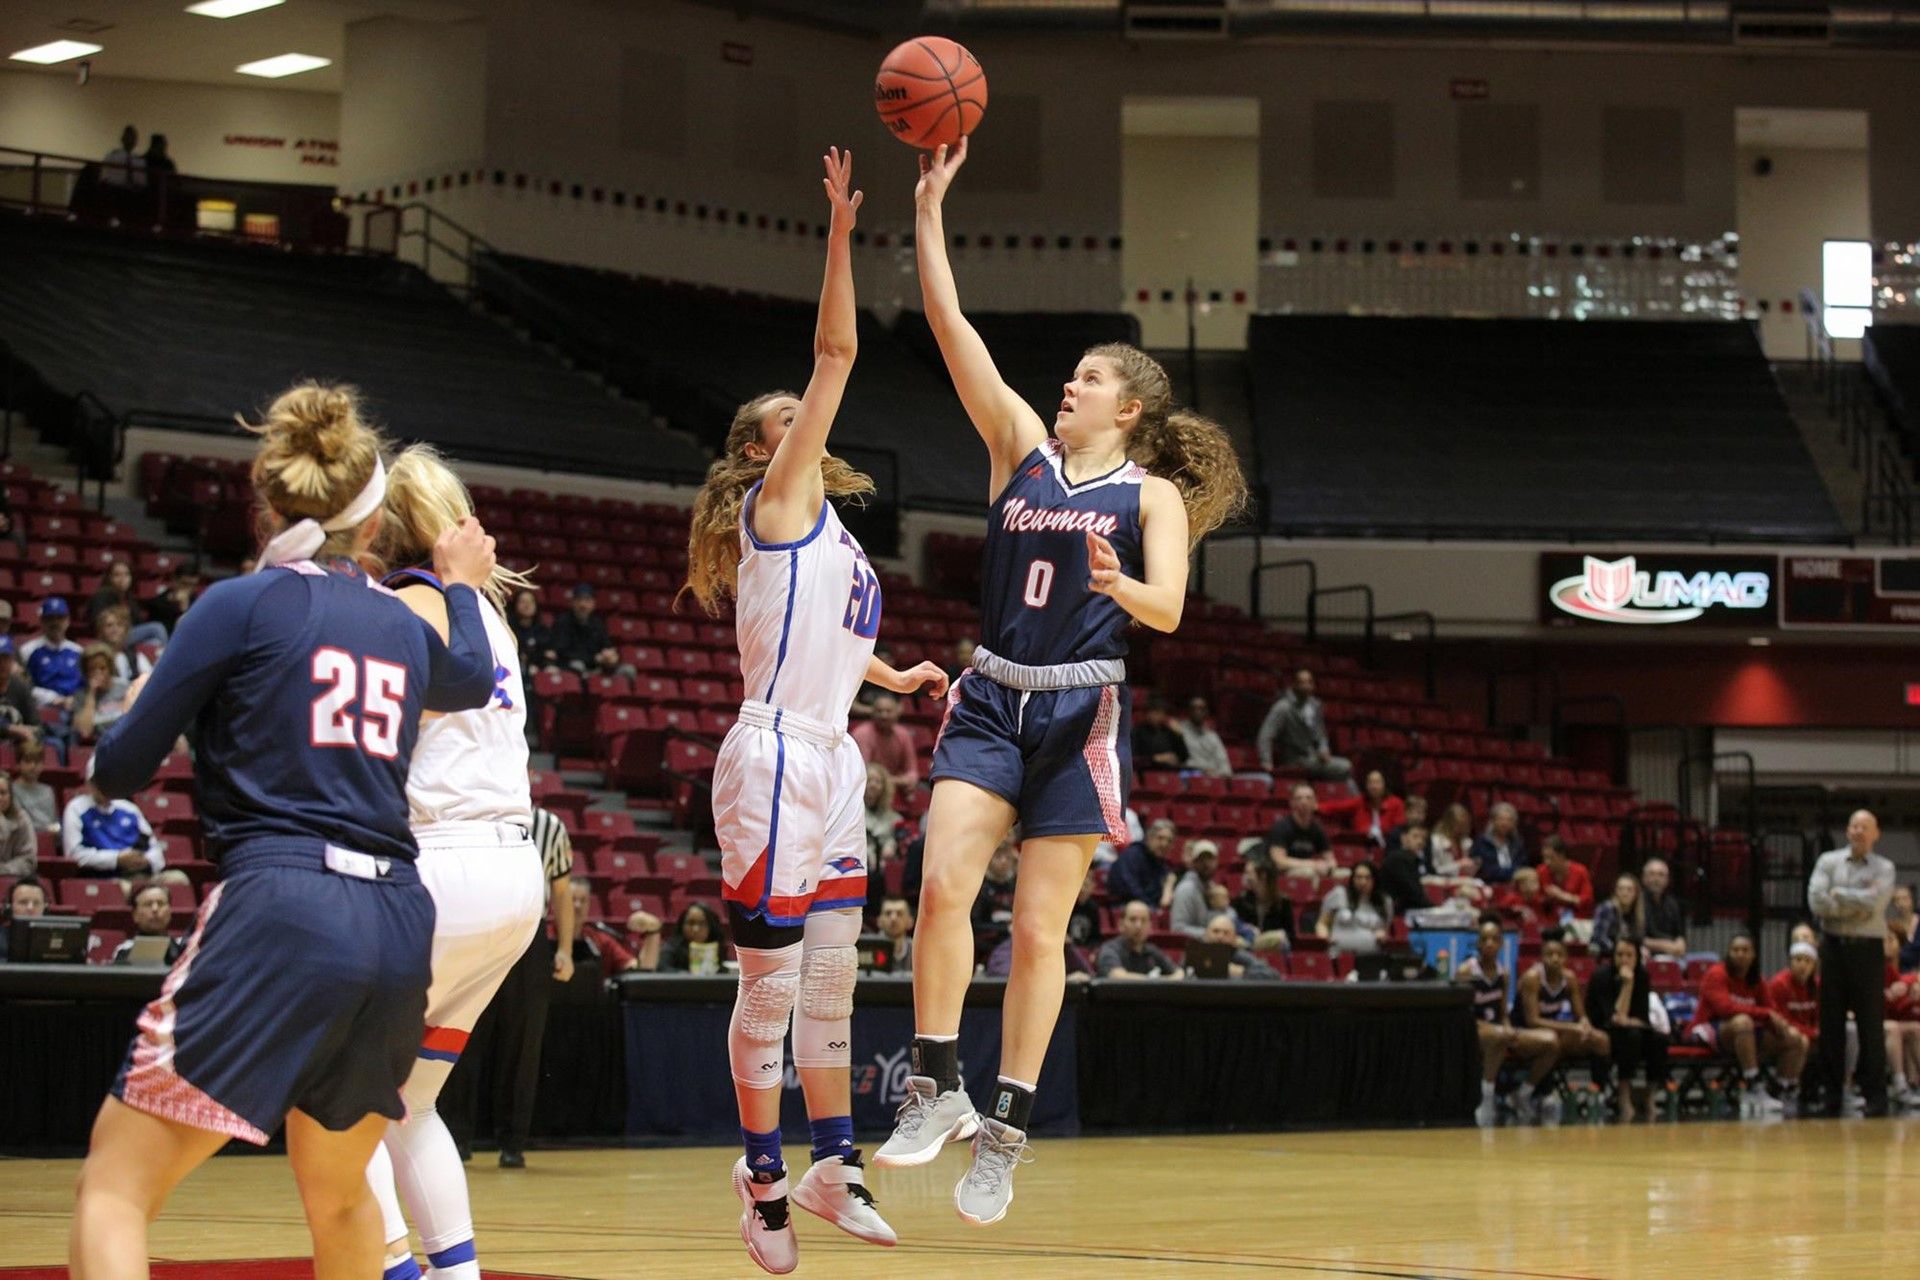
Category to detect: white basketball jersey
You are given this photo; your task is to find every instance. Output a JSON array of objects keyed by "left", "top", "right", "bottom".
[
  {"left": 405, "top": 590, "right": 532, "bottom": 827},
  {"left": 735, "top": 485, "right": 879, "bottom": 734}
]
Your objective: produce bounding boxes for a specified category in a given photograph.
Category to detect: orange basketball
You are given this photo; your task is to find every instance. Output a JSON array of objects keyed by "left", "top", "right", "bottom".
[{"left": 874, "top": 36, "right": 988, "bottom": 150}]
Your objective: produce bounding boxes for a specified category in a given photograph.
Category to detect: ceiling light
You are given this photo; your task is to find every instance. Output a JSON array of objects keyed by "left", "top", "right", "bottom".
[
  {"left": 235, "top": 52, "right": 330, "bottom": 78},
  {"left": 11, "top": 40, "right": 102, "bottom": 65},
  {"left": 188, "top": 0, "right": 285, "bottom": 16}
]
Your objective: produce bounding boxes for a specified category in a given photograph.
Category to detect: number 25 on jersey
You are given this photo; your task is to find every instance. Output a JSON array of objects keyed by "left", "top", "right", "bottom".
[{"left": 310, "top": 647, "right": 407, "bottom": 758}]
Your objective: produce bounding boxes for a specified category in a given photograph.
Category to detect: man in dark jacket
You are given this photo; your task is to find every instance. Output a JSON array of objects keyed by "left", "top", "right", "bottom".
[{"left": 1108, "top": 818, "right": 1179, "bottom": 910}]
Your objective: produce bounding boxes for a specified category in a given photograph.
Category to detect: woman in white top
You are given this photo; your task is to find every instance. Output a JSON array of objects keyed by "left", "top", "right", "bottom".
[{"left": 1316, "top": 862, "right": 1393, "bottom": 956}]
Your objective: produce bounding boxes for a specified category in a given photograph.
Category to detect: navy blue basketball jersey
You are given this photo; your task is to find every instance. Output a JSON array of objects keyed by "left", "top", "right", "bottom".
[
  {"left": 92, "top": 560, "right": 496, "bottom": 865},
  {"left": 979, "top": 440, "right": 1145, "bottom": 667}
]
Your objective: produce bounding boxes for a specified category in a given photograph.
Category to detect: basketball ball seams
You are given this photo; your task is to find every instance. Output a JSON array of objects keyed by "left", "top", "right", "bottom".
[
  {"left": 911, "top": 37, "right": 963, "bottom": 77},
  {"left": 875, "top": 35, "right": 987, "bottom": 149}
]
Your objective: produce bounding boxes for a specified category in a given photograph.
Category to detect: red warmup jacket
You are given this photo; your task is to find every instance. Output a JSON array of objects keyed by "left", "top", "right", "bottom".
[
  {"left": 1766, "top": 969, "right": 1820, "bottom": 1040},
  {"left": 1346, "top": 795, "right": 1406, "bottom": 841},
  {"left": 1886, "top": 963, "right": 1920, "bottom": 1022},
  {"left": 1687, "top": 963, "right": 1775, "bottom": 1036},
  {"left": 1541, "top": 860, "right": 1595, "bottom": 915}
]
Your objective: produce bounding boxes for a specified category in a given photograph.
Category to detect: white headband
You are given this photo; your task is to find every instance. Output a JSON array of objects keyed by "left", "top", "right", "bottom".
[{"left": 256, "top": 455, "right": 388, "bottom": 570}]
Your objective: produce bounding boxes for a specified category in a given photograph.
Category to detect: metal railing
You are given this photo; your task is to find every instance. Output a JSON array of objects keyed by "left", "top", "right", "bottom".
[
  {"left": 1247, "top": 550, "right": 1315, "bottom": 624},
  {"left": 1677, "top": 750, "right": 1762, "bottom": 941}
]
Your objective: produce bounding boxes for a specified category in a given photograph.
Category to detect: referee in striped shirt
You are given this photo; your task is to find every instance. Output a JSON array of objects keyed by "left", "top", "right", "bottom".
[{"left": 446, "top": 806, "right": 577, "bottom": 1167}]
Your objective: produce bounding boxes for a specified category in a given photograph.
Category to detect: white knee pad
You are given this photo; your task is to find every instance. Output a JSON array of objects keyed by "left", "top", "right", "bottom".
[
  {"left": 730, "top": 942, "right": 802, "bottom": 1090},
  {"left": 794, "top": 910, "right": 861, "bottom": 1070}
]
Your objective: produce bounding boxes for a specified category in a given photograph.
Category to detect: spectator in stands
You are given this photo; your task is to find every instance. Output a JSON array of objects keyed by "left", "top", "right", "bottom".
[
  {"left": 1108, "top": 817, "right": 1178, "bottom": 910},
  {"left": 1471, "top": 803, "right": 1528, "bottom": 885},
  {"left": 89, "top": 564, "right": 167, "bottom": 649},
  {"left": 143, "top": 566, "right": 200, "bottom": 635},
  {"left": 63, "top": 781, "right": 182, "bottom": 893},
  {"left": 942, "top": 636, "right": 976, "bottom": 682},
  {"left": 1639, "top": 857, "right": 1688, "bottom": 958},
  {"left": 1883, "top": 928, "right": 1920, "bottom": 1109},
  {"left": 1316, "top": 861, "right": 1391, "bottom": 956},
  {"left": 1688, "top": 932, "right": 1808, "bottom": 1116},
  {"left": 863, "top": 763, "right": 901, "bottom": 908},
  {"left": 1132, "top": 696, "right": 1187, "bottom": 773},
  {"left": 1516, "top": 930, "right": 1610, "bottom": 1094},
  {"left": 1768, "top": 939, "right": 1822, "bottom": 1051},
  {"left": 110, "top": 883, "right": 185, "bottom": 966},
  {"left": 1585, "top": 936, "right": 1668, "bottom": 1122},
  {"left": 70, "top": 644, "right": 129, "bottom": 744},
  {"left": 507, "top": 588, "right": 548, "bottom": 672},
  {"left": 12, "top": 739, "right": 57, "bottom": 833},
  {"left": 6, "top": 874, "right": 45, "bottom": 922},
  {"left": 94, "top": 608, "right": 156, "bottom": 688},
  {"left": 1206, "top": 882, "right": 1254, "bottom": 945},
  {"left": 1429, "top": 802, "right": 1474, "bottom": 878},
  {"left": 852, "top": 692, "right": 920, "bottom": 793},
  {"left": 1538, "top": 835, "right": 1594, "bottom": 917},
  {"left": 101, "top": 125, "right": 144, "bottom": 188},
  {"left": 21, "top": 597, "right": 83, "bottom": 710},
  {"left": 1589, "top": 873, "right": 1646, "bottom": 956},
  {"left": 1255, "top": 668, "right": 1351, "bottom": 782},
  {"left": 1379, "top": 823, "right": 1429, "bottom": 922},
  {"left": 548, "top": 583, "right": 626, "bottom": 677},
  {"left": 1890, "top": 884, "right": 1920, "bottom": 972},
  {"left": 1458, "top": 915, "right": 1558, "bottom": 1126},
  {"left": 1232, "top": 859, "right": 1293, "bottom": 952},
  {"left": 1810, "top": 811, "right": 1895, "bottom": 1118},
  {"left": 971, "top": 838, "right": 1018, "bottom": 954},
  {"left": 656, "top": 900, "right": 723, "bottom": 974},
  {"left": 1097, "top": 901, "right": 1184, "bottom": 980},
  {"left": 1198, "top": 912, "right": 1278, "bottom": 980},
  {"left": 0, "top": 638, "right": 38, "bottom": 747},
  {"left": 1262, "top": 782, "right": 1336, "bottom": 879},
  {"left": 1068, "top": 868, "right": 1103, "bottom": 952},
  {"left": 876, "top": 895, "right": 915, "bottom": 974},
  {"left": 1170, "top": 838, "right": 1220, "bottom": 939},
  {"left": 1494, "top": 868, "right": 1551, "bottom": 926},
  {"left": 569, "top": 877, "right": 641, "bottom": 977},
  {"left": 142, "top": 133, "right": 176, "bottom": 182},
  {"left": 0, "top": 775, "right": 37, "bottom": 877},
  {"left": 1172, "top": 696, "right": 1232, "bottom": 780},
  {"left": 1386, "top": 794, "right": 1428, "bottom": 858},
  {"left": 1349, "top": 770, "right": 1404, "bottom": 847}
]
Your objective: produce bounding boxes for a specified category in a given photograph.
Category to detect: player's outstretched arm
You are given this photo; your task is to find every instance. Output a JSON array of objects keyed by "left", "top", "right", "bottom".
[
  {"left": 864, "top": 654, "right": 949, "bottom": 700},
  {"left": 1086, "top": 477, "right": 1189, "bottom": 633},
  {"left": 913, "top": 139, "right": 1047, "bottom": 500},
  {"left": 759, "top": 147, "right": 862, "bottom": 542}
]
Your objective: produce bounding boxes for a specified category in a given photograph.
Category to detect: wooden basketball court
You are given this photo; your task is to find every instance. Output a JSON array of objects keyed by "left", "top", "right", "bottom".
[{"left": 7, "top": 1122, "right": 1918, "bottom": 1277}]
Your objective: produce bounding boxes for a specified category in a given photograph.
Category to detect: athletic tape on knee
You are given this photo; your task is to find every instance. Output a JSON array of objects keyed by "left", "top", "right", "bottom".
[{"left": 730, "top": 943, "right": 802, "bottom": 1089}]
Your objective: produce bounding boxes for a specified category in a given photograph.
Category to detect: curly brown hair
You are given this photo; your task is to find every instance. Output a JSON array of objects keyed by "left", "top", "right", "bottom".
[
  {"left": 1084, "top": 343, "right": 1249, "bottom": 544},
  {"left": 683, "top": 392, "right": 875, "bottom": 616}
]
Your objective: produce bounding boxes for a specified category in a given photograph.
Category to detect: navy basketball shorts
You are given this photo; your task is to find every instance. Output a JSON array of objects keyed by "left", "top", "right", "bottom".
[
  {"left": 929, "top": 672, "right": 1132, "bottom": 844},
  {"left": 112, "top": 840, "right": 436, "bottom": 1143}
]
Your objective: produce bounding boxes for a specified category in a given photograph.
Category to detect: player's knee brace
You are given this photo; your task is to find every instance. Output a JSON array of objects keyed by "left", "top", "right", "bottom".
[
  {"left": 793, "top": 911, "right": 861, "bottom": 1070},
  {"left": 730, "top": 942, "right": 802, "bottom": 1090}
]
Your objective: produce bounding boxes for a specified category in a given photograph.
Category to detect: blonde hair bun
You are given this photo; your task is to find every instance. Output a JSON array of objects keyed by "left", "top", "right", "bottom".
[{"left": 246, "top": 380, "right": 386, "bottom": 538}]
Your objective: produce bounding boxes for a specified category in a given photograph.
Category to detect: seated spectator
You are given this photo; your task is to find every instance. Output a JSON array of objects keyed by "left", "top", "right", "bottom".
[
  {"left": 62, "top": 781, "right": 183, "bottom": 892},
  {"left": 71, "top": 644, "right": 130, "bottom": 744},
  {"left": 94, "top": 608, "right": 156, "bottom": 687},
  {"left": 1883, "top": 929, "right": 1920, "bottom": 1109},
  {"left": 1585, "top": 936, "right": 1668, "bottom": 1122},
  {"left": 20, "top": 597, "right": 84, "bottom": 710},
  {"left": 1379, "top": 823, "right": 1429, "bottom": 922},
  {"left": 1316, "top": 862, "right": 1391, "bottom": 957},
  {"left": 1348, "top": 770, "right": 1405, "bottom": 847},
  {"left": 547, "top": 584, "right": 630, "bottom": 677},
  {"left": 1429, "top": 802, "right": 1475, "bottom": 878},
  {"left": 1458, "top": 915, "right": 1558, "bottom": 1125},
  {"left": 1385, "top": 794, "right": 1429, "bottom": 860},
  {"left": 1639, "top": 857, "right": 1688, "bottom": 958},
  {"left": 507, "top": 587, "right": 549, "bottom": 672},
  {"left": 1232, "top": 859, "right": 1294, "bottom": 952},
  {"left": 1262, "top": 782, "right": 1336, "bottom": 879},
  {"left": 1470, "top": 803, "right": 1528, "bottom": 885},
  {"left": 1515, "top": 929, "right": 1610, "bottom": 1090},
  {"left": 1255, "top": 667, "right": 1352, "bottom": 782},
  {"left": 1170, "top": 838, "right": 1219, "bottom": 939},
  {"left": 12, "top": 739, "right": 58, "bottom": 833},
  {"left": 7, "top": 874, "right": 46, "bottom": 924},
  {"left": 1590, "top": 873, "right": 1646, "bottom": 956},
  {"left": 1097, "top": 901, "right": 1184, "bottom": 980},
  {"left": 656, "top": 900, "right": 723, "bottom": 974},
  {"left": 1892, "top": 884, "right": 1920, "bottom": 973},
  {"left": 0, "top": 638, "right": 38, "bottom": 746},
  {"left": 143, "top": 565, "right": 200, "bottom": 635},
  {"left": 1068, "top": 868, "right": 1103, "bottom": 951},
  {"left": 1494, "top": 867, "right": 1550, "bottom": 926},
  {"left": 90, "top": 563, "right": 167, "bottom": 650},
  {"left": 1196, "top": 912, "right": 1279, "bottom": 980},
  {"left": 851, "top": 692, "right": 919, "bottom": 793},
  {"left": 971, "top": 837, "right": 1019, "bottom": 953},
  {"left": 0, "top": 775, "right": 37, "bottom": 877},
  {"left": 570, "top": 878, "right": 642, "bottom": 976},
  {"left": 1767, "top": 939, "right": 1821, "bottom": 1052},
  {"left": 1205, "top": 882, "right": 1254, "bottom": 946},
  {"left": 110, "top": 882, "right": 186, "bottom": 966},
  {"left": 989, "top": 935, "right": 1092, "bottom": 982},
  {"left": 875, "top": 895, "right": 915, "bottom": 973},
  {"left": 1687, "top": 932, "right": 1806, "bottom": 1115},
  {"left": 1131, "top": 695, "right": 1187, "bottom": 773},
  {"left": 1174, "top": 696, "right": 1232, "bottom": 779},
  {"left": 1108, "top": 818, "right": 1178, "bottom": 910},
  {"left": 862, "top": 763, "right": 900, "bottom": 915},
  {"left": 941, "top": 635, "right": 976, "bottom": 682},
  {"left": 1537, "top": 835, "right": 1594, "bottom": 917}
]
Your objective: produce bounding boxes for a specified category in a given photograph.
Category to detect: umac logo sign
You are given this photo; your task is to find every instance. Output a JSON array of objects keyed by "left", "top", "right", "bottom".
[{"left": 1545, "top": 554, "right": 1773, "bottom": 626}]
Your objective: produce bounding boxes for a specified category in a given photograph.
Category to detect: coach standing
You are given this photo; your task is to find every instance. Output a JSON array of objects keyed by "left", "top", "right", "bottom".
[{"left": 1808, "top": 809, "right": 1896, "bottom": 1117}]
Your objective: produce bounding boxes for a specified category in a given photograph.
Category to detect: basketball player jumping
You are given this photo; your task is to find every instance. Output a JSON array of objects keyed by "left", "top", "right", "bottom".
[
  {"left": 685, "top": 147, "right": 947, "bottom": 1275},
  {"left": 362, "top": 444, "right": 546, "bottom": 1280},
  {"left": 873, "top": 138, "right": 1247, "bottom": 1225}
]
